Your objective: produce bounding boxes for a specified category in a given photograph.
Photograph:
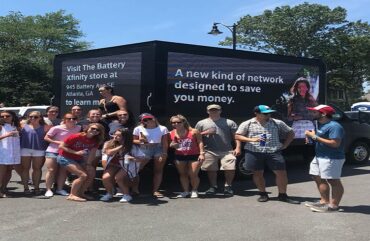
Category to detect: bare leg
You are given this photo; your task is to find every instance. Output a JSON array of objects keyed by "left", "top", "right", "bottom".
[
  {"left": 326, "top": 179, "right": 344, "bottom": 207},
  {"left": 175, "top": 161, "right": 190, "bottom": 192},
  {"left": 45, "top": 157, "right": 58, "bottom": 191},
  {"left": 102, "top": 166, "right": 119, "bottom": 195},
  {"left": 312, "top": 175, "right": 330, "bottom": 204},
  {"left": 115, "top": 170, "right": 130, "bottom": 195},
  {"left": 274, "top": 170, "right": 288, "bottom": 194},
  {"left": 207, "top": 171, "right": 218, "bottom": 187},
  {"left": 31, "top": 156, "right": 45, "bottom": 191},
  {"left": 20, "top": 156, "right": 32, "bottom": 191},
  {"left": 56, "top": 166, "right": 68, "bottom": 191},
  {"left": 253, "top": 170, "right": 266, "bottom": 192},
  {"left": 65, "top": 163, "right": 87, "bottom": 200},
  {"left": 152, "top": 155, "right": 166, "bottom": 193},
  {"left": 224, "top": 170, "right": 235, "bottom": 186},
  {"left": 188, "top": 161, "right": 201, "bottom": 191}
]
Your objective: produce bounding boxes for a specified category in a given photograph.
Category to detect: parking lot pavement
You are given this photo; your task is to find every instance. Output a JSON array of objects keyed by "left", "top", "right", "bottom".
[{"left": 1, "top": 162, "right": 369, "bottom": 241}]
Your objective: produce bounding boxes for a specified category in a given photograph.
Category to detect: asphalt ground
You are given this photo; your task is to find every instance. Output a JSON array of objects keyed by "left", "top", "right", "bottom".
[{"left": 1, "top": 160, "right": 369, "bottom": 241}]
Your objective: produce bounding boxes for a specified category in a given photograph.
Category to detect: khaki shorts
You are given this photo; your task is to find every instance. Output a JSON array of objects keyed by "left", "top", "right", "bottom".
[{"left": 201, "top": 151, "right": 236, "bottom": 171}]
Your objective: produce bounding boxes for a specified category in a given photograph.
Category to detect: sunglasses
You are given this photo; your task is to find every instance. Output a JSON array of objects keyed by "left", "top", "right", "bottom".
[
  {"left": 0, "top": 115, "right": 11, "bottom": 118},
  {"left": 48, "top": 111, "right": 58, "bottom": 113},
  {"left": 29, "top": 116, "right": 40, "bottom": 119},
  {"left": 90, "top": 127, "right": 100, "bottom": 132},
  {"left": 171, "top": 121, "right": 182, "bottom": 124},
  {"left": 142, "top": 118, "right": 153, "bottom": 122},
  {"left": 72, "top": 109, "right": 81, "bottom": 111},
  {"left": 118, "top": 114, "right": 128, "bottom": 116},
  {"left": 65, "top": 117, "right": 77, "bottom": 121},
  {"left": 261, "top": 113, "right": 271, "bottom": 115}
]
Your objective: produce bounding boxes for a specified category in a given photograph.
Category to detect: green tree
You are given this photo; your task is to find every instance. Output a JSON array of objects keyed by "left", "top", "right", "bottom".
[
  {"left": 220, "top": 2, "right": 370, "bottom": 108},
  {"left": 0, "top": 10, "right": 90, "bottom": 106}
]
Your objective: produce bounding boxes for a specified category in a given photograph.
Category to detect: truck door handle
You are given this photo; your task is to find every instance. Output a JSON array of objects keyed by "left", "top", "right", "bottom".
[{"left": 146, "top": 92, "right": 152, "bottom": 110}]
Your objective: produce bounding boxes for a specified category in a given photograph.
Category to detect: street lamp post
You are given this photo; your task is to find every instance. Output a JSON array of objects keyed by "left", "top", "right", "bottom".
[{"left": 208, "top": 22, "right": 237, "bottom": 50}]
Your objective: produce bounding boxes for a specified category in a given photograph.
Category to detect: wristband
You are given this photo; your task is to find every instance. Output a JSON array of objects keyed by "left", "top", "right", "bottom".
[
  {"left": 312, "top": 135, "right": 318, "bottom": 141},
  {"left": 200, "top": 152, "right": 206, "bottom": 155}
]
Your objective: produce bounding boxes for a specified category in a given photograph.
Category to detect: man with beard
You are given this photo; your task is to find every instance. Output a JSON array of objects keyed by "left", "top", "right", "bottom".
[{"left": 305, "top": 105, "right": 345, "bottom": 212}]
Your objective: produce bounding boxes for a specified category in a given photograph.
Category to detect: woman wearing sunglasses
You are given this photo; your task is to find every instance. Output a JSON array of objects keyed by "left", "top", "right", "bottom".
[
  {"left": 133, "top": 113, "right": 169, "bottom": 198},
  {"left": 44, "top": 113, "right": 82, "bottom": 197},
  {"left": 19, "top": 111, "right": 51, "bottom": 195},
  {"left": 0, "top": 111, "right": 21, "bottom": 198},
  {"left": 57, "top": 123, "right": 105, "bottom": 202},
  {"left": 169, "top": 115, "right": 205, "bottom": 198},
  {"left": 100, "top": 128, "right": 145, "bottom": 202}
]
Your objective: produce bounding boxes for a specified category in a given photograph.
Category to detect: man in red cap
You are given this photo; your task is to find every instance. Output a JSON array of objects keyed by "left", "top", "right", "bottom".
[{"left": 305, "top": 105, "right": 345, "bottom": 212}]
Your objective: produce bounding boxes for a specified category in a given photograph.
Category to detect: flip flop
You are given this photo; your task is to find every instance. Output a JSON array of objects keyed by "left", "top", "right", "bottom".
[
  {"left": 67, "top": 195, "right": 87, "bottom": 202},
  {"left": 153, "top": 191, "right": 164, "bottom": 198}
]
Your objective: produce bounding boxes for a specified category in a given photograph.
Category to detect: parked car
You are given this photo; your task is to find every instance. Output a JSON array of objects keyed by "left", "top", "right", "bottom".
[{"left": 0, "top": 106, "right": 49, "bottom": 118}]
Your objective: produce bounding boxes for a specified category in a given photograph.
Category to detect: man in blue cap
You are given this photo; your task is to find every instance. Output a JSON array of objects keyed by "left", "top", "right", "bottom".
[{"left": 235, "top": 105, "right": 299, "bottom": 204}]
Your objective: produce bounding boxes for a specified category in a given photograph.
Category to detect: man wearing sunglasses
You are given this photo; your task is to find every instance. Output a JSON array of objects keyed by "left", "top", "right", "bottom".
[{"left": 235, "top": 105, "right": 298, "bottom": 204}]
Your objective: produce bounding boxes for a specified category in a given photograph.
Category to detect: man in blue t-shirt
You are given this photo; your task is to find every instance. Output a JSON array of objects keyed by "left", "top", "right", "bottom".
[{"left": 305, "top": 105, "right": 345, "bottom": 212}]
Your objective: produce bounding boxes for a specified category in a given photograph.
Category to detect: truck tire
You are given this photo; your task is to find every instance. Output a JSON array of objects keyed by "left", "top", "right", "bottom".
[
  {"left": 347, "top": 141, "right": 370, "bottom": 164},
  {"left": 236, "top": 156, "right": 253, "bottom": 179}
]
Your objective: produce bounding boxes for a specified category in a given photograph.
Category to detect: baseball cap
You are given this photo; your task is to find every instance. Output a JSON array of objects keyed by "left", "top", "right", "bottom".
[
  {"left": 207, "top": 104, "right": 222, "bottom": 110},
  {"left": 254, "top": 105, "right": 276, "bottom": 114},
  {"left": 307, "top": 105, "right": 335, "bottom": 115}
]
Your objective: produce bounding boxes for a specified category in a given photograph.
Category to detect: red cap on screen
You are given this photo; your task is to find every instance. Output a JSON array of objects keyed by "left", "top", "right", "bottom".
[{"left": 307, "top": 105, "right": 335, "bottom": 115}]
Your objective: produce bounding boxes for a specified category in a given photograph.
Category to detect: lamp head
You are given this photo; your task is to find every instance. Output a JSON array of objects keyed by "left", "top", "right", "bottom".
[{"left": 208, "top": 23, "right": 222, "bottom": 35}]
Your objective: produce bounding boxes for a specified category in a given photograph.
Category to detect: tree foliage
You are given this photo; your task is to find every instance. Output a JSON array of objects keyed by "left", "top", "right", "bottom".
[
  {"left": 220, "top": 2, "right": 370, "bottom": 108},
  {"left": 0, "top": 10, "right": 90, "bottom": 106}
]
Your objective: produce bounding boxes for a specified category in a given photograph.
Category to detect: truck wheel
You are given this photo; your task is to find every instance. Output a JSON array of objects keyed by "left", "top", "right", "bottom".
[
  {"left": 347, "top": 141, "right": 370, "bottom": 164},
  {"left": 236, "top": 157, "right": 253, "bottom": 179}
]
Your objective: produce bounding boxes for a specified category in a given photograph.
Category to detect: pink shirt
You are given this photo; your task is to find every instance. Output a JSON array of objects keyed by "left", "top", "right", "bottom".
[{"left": 45, "top": 125, "right": 81, "bottom": 153}]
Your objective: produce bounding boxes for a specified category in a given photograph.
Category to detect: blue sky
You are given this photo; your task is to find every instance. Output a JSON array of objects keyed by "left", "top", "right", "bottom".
[{"left": 1, "top": 0, "right": 369, "bottom": 50}]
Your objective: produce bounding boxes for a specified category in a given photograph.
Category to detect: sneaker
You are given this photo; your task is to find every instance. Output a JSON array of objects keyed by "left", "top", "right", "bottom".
[
  {"left": 257, "top": 192, "right": 269, "bottom": 202},
  {"left": 304, "top": 201, "right": 327, "bottom": 208},
  {"left": 44, "top": 190, "right": 54, "bottom": 197},
  {"left": 311, "top": 205, "right": 339, "bottom": 212},
  {"left": 223, "top": 186, "right": 234, "bottom": 196},
  {"left": 115, "top": 187, "right": 124, "bottom": 197},
  {"left": 205, "top": 186, "right": 217, "bottom": 195},
  {"left": 100, "top": 193, "right": 113, "bottom": 202},
  {"left": 55, "top": 189, "right": 69, "bottom": 196},
  {"left": 278, "top": 193, "right": 300, "bottom": 204},
  {"left": 190, "top": 191, "right": 198, "bottom": 198},
  {"left": 176, "top": 192, "right": 190, "bottom": 198},
  {"left": 119, "top": 194, "right": 132, "bottom": 203}
]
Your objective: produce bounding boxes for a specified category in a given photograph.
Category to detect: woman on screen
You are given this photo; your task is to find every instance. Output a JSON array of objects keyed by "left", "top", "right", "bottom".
[{"left": 287, "top": 77, "right": 317, "bottom": 139}]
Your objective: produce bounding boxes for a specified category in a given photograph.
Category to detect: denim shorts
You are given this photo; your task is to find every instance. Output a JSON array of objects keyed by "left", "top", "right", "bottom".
[
  {"left": 45, "top": 152, "right": 58, "bottom": 158},
  {"left": 56, "top": 155, "right": 83, "bottom": 167},
  {"left": 140, "top": 144, "right": 163, "bottom": 159}
]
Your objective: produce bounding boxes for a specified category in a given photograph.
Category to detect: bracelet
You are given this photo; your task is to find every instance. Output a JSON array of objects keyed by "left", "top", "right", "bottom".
[
  {"left": 312, "top": 135, "right": 318, "bottom": 141},
  {"left": 200, "top": 152, "right": 206, "bottom": 155}
]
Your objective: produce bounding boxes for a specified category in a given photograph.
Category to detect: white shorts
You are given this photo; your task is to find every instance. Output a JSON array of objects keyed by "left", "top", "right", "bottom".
[
  {"left": 309, "top": 156, "right": 345, "bottom": 179},
  {"left": 21, "top": 148, "right": 45, "bottom": 157}
]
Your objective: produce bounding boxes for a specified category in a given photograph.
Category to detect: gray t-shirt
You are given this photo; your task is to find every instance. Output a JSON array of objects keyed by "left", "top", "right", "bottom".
[{"left": 195, "top": 117, "right": 238, "bottom": 152}]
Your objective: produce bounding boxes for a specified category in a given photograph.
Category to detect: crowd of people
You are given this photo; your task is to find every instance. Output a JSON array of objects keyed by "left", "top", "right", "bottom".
[{"left": 0, "top": 84, "right": 346, "bottom": 212}]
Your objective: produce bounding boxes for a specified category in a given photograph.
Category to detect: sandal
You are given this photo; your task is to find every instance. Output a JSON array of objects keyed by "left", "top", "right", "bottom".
[
  {"left": 153, "top": 191, "right": 164, "bottom": 198},
  {"left": 67, "top": 195, "right": 87, "bottom": 202}
]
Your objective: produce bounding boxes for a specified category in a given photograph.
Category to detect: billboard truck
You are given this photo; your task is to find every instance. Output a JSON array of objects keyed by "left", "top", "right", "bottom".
[{"left": 54, "top": 41, "right": 369, "bottom": 177}]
